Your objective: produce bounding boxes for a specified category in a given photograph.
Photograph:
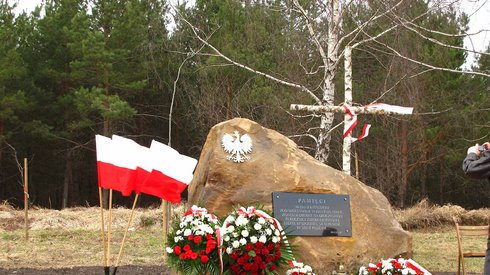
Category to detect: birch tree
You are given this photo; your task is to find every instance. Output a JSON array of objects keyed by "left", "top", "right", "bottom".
[{"left": 173, "top": 0, "right": 489, "bottom": 164}]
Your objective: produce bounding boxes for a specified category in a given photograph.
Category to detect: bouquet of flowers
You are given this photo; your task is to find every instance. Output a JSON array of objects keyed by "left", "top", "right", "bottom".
[
  {"left": 221, "top": 206, "right": 293, "bottom": 274},
  {"left": 166, "top": 205, "right": 221, "bottom": 275},
  {"left": 286, "top": 260, "right": 316, "bottom": 275},
  {"left": 358, "top": 258, "right": 430, "bottom": 275}
]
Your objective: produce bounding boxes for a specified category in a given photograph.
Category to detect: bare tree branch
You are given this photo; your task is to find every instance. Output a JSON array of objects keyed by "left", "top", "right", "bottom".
[{"left": 170, "top": 4, "right": 321, "bottom": 104}]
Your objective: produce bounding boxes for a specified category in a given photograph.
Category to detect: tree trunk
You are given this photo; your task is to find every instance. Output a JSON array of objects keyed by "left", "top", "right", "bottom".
[
  {"left": 62, "top": 150, "right": 73, "bottom": 209},
  {"left": 399, "top": 120, "right": 409, "bottom": 208},
  {"left": 315, "top": 0, "right": 341, "bottom": 163}
]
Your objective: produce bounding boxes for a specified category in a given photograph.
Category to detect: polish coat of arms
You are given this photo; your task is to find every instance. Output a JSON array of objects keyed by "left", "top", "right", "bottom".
[{"left": 221, "top": 131, "right": 253, "bottom": 163}]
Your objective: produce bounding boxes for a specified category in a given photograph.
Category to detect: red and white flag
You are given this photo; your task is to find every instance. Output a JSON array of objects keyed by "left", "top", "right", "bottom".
[
  {"left": 137, "top": 140, "right": 198, "bottom": 203},
  {"left": 96, "top": 135, "right": 197, "bottom": 202},
  {"left": 96, "top": 135, "right": 137, "bottom": 196}
]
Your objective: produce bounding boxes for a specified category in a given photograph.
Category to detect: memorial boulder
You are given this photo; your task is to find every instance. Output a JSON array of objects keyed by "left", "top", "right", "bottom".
[{"left": 187, "top": 118, "right": 411, "bottom": 272}]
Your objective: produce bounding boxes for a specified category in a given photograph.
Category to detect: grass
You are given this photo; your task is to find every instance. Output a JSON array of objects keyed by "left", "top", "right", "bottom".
[
  {"left": 412, "top": 226, "right": 486, "bottom": 273},
  {"left": 0, "top": 201, "right": 488, "bottom": 273}
]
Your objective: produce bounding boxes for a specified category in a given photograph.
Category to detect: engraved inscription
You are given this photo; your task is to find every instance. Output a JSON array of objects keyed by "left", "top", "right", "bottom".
[{"left": 272, "top": 192, "right": 352, "bottom": 236}]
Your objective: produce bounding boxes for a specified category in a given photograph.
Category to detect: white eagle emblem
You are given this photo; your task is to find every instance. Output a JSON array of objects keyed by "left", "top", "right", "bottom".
[{"left": 221, "top": 131, "right": 253, "bottom": 163}]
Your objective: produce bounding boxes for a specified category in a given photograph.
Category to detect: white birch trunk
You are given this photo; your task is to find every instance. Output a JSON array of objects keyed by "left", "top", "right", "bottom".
[
  {"left": 342, "top": 46, "right": 353, "bottom": 174},
  {"left": 315, "top": 0, "right": 341, "bottom": 163}
]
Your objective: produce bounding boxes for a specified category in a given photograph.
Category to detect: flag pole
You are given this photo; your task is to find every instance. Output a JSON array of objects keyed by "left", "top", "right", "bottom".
[
  {"left": 24, "top": 158, "right": 29, "bottom": 241},
  {"left": 113, "top": 193, "right": 139, "bottom": 275},
  {"left": 107, "top": 189, "right": 113, "bottom": 269},
  {"left": 162, "top": 200, "right": 168, "bottom": 263},
  {"left": 99, "top": 187, "right": 109, "bottom": 275}
]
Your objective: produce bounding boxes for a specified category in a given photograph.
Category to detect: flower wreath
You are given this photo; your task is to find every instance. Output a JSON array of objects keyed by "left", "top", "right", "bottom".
[
  {"left": 359, "top": 258, "right": 429, "bottom": 275},
  {"left": 286, "top": 260, "right": 316, "bottom": 275},
  {"left": 166, "top": 205, "right": 221, "bottom": 275},
  {"left": 220, "top": 205, "right": 294, "bottom": 274}
]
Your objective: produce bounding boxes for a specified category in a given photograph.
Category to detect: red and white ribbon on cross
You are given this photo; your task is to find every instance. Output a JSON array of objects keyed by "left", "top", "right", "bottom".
[
  {"left": 342, "top": 104, "right": 371, "bottom": 143},
  {"left": 365, "top": 102, "right": 414, "bottom": 115},
  {"left": 342, "top": 103, "right": 413, "bottom": 143}
]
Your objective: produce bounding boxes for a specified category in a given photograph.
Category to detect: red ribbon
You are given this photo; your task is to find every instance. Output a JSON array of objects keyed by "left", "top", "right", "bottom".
[{"left": 342, "top": 104, "right": 371, "bottom": 143}]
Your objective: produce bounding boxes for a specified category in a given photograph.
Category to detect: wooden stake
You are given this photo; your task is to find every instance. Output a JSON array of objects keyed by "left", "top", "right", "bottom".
[
  {"left": 99, "top": 187, "right": 108, "bottom": 268},
  {"left": 23, "top": 158, "right": 28, "bottom": 241},
  {"left": 107, "top": 189, "right": 113, "bottom": 266},
  {"left": 114, "top": 193, "right": 139, "bottom": 269},
  {"left": 162, "top": 200, "right": 168, "bottom": 263}
]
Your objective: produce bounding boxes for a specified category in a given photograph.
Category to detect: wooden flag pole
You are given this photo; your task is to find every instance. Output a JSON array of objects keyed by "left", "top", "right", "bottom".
[
  {"left": 113, "top": 193, "right": 139, "bottom": 274},
  {"left": 23, "top": 158, "right": 28, "bottom": 241},
  {"left": 98, "top": 187, "right": 108, "bottom": 273},
  {"left": 107, "top": 189, "right": 113, "bottom": 268},
  {"left": 162, "top": 200, "right": 168, "bottom": 263}
]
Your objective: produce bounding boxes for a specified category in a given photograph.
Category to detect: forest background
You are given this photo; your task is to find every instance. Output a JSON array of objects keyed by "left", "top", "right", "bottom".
[{"left": 1, "top": 0, "right": 489, "bottom": 210}]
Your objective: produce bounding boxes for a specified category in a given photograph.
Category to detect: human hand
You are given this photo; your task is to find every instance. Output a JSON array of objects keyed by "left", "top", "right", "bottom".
[{"left": 467, "top": 144, "right": 480, "bottom": 155}]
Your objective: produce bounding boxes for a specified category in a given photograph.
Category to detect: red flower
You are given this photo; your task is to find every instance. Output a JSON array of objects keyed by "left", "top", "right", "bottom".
[
  {"left": 256, "top": 242, "right": 264, "bottom": 249},
  {"left": 183, "top": 244, "right": 191, "bottom": 252},
  {"left": 187, "top": 234, "right": 194, "bottom": 241},
  {"left": 245, "top": 243, "right": 254, "bottom": 251},
  {"left": 190, "top": 252, "right": 198, "bottom": 259},
  {"left": 193, "top": 235, "right": 202, "bottom": 244},
  {"left": 253, "top": 255, "right": 262, "bottom": 264},
  {"left": 265, "top": 255, "right": 274, "bottom": 263},
  {"left": 242, "top": 253, "right": 250, "bottom": 261},
  {"left": 200, "top": 255, "right": 209, "bottom": 263},
  {"left": 261, "top": 248, "right": 269, "bottom": 255},
  {"left": 230, "top": 264, "right": 240, "bottom": 273},
  {"left": 267, "top": 243, "right": 274, "bottom": 250},
  {"left": 237, "top": 257, "right": 246, "bottom": 265},
  {"left": 250, "top": 263, "right": 259, "bottom": 272},
  {"left": 243, "top": 263, "right": 252, "bottom": 271},
  {"left": 173, "top": 246, "right": 182, "bottom": 255},
  {"left": 206, "top": 234, "right": 213, "bottom": 240},
  {"left": 269, "top": 264, "right": 277, "bottom": 271},
  {"left": 275, "top": 251, "right": 281, "bottom": 259}
]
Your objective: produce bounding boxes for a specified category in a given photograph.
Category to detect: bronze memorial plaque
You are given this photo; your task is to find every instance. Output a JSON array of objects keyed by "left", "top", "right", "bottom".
[{"left": 272, "top": 192, "right": 352, "bottom": 236}]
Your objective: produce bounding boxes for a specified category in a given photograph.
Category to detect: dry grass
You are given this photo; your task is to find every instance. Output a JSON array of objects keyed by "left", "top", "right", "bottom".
[
  {"left": 0, "top": 200, "right": 488, "bottom": 272},
  {"left": 395, "top": 199, "right": 490, "bottom": 230}
]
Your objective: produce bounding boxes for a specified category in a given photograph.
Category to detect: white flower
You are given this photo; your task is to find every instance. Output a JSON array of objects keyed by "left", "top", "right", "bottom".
[
  {"left": 254, "top": 223, "right": 262, "bottom": 230},
  {"left": 166, "top": 247, "right": 174, "bottom": 254},
  {"left": 259, "top": 235, "right": 267, "bottom": 243},
  {"left": 232, "top": 232, "right": 239, "bottom": 238},
  {"left": 258, "top": 217, "right": 266, "bottom": 224},
  {"left": 183, "top": 229, "right": 192, "bottom": 236},
  {"left": 227, "top": 225, "right": 235, "bottom": 233},
  {"left": 235, "top": 215, "right": 249, "bottom": 226},
  {"left": 224, "top": 215, "right": 235, "bottom": 224},
  {"left": 176, "top": 230, "right": 181, "bottom": 235},
  {"left": 224, "top": 235, "right": 230, "bottom": 242},
  {"left": 179, "top": 222, "right": 186, "bottom": 228},
  {"left": 266, "top": 228, "right": 272, "bottom": 236},
  {"left": 226, "top": 247, "right": 233, "bottom": 254},
  {"left": 232, "top": 240, "right": 240, "bottom": 248},
  {"left": 275, "top": 229, "right": 280, "bottom": 236},
  {"left": 241, "top": 230, "right": 249, "bottom": 237},
  {"left": 272, "top": 236, "right": 279, "bottom": 243},
  {"left": 239, "top": 238, "right": 247, "bottom": 245},
  {"left": 250, "top": 236, "right": 258, "bottom": 243},
  {"left": 174, "top": 236, "right": 183, "bottom": 242}
]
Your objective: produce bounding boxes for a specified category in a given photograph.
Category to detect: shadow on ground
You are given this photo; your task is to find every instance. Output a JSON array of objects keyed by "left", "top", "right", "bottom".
[{"left": 0, "top": 265, "right": 170, "bottom": 275}]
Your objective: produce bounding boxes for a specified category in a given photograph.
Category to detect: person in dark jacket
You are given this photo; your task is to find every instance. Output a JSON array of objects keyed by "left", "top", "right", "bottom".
[{"left": 462, "top": 142, "right": 490, "bottom": 275}]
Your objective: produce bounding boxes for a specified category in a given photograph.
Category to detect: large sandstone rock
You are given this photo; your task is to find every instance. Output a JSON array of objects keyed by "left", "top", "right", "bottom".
[{"left": 188, "top": 118, "right": 412, "bottom": 272}]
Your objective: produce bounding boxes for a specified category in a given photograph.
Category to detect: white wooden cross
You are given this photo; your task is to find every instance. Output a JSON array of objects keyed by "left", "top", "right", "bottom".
[{"left": 290, "top": 46, "right": 413, "bottom": 175}]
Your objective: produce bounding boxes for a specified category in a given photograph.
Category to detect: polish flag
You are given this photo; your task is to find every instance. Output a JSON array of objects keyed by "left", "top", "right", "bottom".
[
  {"left": 96, "top": 135, "right": 136, "bottom": 196},
  {"left": 137, "top": 140, "right": 197, "bottom": 203}
]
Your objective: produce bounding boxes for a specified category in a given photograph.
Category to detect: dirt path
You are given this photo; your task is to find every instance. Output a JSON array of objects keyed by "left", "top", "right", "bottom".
[{"left": 0, "top": 265, "right": 171, "bottom": 274}]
